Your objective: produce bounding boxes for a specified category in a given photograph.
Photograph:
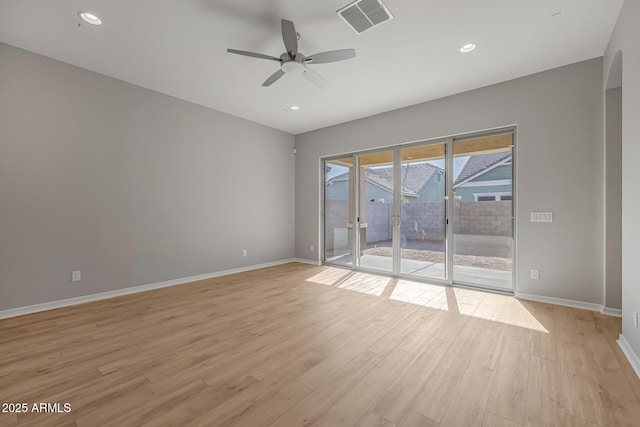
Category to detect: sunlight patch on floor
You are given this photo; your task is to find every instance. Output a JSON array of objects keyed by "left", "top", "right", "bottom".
[
  {"left": 305, "top": 267, "right": 353, "bottom": 286},
  {"left": 307, "top": 266, "right": 547, "bottom": 333},
  {"left": 390, "top": 279, "right": 449, "bottom": 310},
  {"left": 336, "top": 272, "right": 391, "bottom": 296},
  {"left": 483, "top": 296, "right": 549, "bottom": 333},
  {"left": 390, "top": 279, "right": 548, "bottom": 333}
]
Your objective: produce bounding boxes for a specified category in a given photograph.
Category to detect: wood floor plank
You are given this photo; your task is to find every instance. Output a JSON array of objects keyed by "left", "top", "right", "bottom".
[
  {"left": 268, "top": 351, "right": 384, "bottom": 427},
  {"left": 582, "top": 332, "right": 638, "bottom": 402},
  {"left": 471, "top": 322, "right": 507, "bottom": 369},
  {"left": 610, "top": 338, "right": 640, "bottom": 402},
  {"left": 396, "top": 409, "right": 438, "bottom": 427},
  {"left": 598, "top": 392, "right": 640, "bottom": 427},
  {"left": 0, "top": 413, "right": 18, "bottom": 427},
  {"left": 186, "top": 350, "right": 326, "bottom": 427},
  {"left": 560, "top": 414, "right": 600, "bottom": 427},
  {"left": 297, "top": 330, "right": 390, "bottom": 389},
  {"left": 82, "top": 379, "right": 208, "bottom": 427},
  {"left": 409, "top": 336, "right": 480, "bottom": 422},
  {"left": 486, "top": 337, "right": 530, "bottom": 424},
  {"left": 313, "top": 349, "right": 414, "bottom": 427},
  {"left": 356, "top": 412, "right": 396, "bottom": 427},
  {"left": 524, "top": 356, "right": 574, "bottom": 427},
  {"left": 566, "top": 377, "right": 608, "bottom": 426},
  {"left": 139, "top": 386, "right": 231, "bottom": 427},
  {"left": 370, "top": 337, "right": 450, "bottom": 423},
  {"left": 16, "top": 375, "right": 150, "bottom": 425},
  {"left": 482, "top": 411, "right": 522, "bottom": 427},
  {"left": 227, "top": 381, "right": 313, "bottom": 427},
  {"left": 439, "top": 362, "right": 495, "bottom": 427},
  {"left": 0, "top": 263, "right": 638, "bottom": 427}
]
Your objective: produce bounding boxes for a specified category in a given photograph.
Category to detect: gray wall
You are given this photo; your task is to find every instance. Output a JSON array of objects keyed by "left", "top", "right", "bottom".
[
  {"left": 0, "top": 43, "right": 295, "bottom": 311},
  {"left": 296, "top": 58, "right": 604, "bottom": 304},
  {"left": 605, "top": 87, "right": 622, "bottom": 310},
  {"left": 605, "top": 1, "right": 640, "bottom": 361}
]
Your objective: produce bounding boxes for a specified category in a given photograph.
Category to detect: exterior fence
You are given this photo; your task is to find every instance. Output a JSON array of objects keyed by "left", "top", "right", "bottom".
[{"left": 325, "top": 199, "right": 512, "bottom": 254}]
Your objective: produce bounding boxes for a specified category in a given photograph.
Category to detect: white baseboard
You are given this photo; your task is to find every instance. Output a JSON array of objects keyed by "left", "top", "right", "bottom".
[
  {"left": 516, "top": 293, "right": 622, "bottom": 318},
  {"left": 294, "top": 258, "right": 322, "bottom": 266},
  {"left": 0, "top": 258, "right": 296, "bottom": 320},
  {"left": 601, "top": 307, "right": 623, "bottom": 317},
  {"left": 618, "top": 334, "right": 640, "bottom": 380}
]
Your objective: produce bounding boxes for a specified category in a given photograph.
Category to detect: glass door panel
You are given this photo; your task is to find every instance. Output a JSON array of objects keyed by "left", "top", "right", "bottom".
[
  {"left": 452, "top": 133, "right": 513, "bottom": 290},
  {"left": 355, "top": 150, "right": 394, "bottom": 273},
  {"left": 399, "top": 144, "right": 447, "bottom": 279},
  {"left": 324, "top": 157, "right": 354, "bottom": 266}
]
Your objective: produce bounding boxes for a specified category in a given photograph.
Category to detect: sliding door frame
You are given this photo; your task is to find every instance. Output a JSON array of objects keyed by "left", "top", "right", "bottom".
[
  {"left": 449, "top": 129, "right": 516, "bottom": 293},
  {"left": 320, "top": 126, "right": 517, "bottom": 295}
]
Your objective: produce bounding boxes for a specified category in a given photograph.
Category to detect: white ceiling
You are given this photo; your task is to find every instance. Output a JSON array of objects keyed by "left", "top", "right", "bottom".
[{"left": 0, "top": 1, "right": 623, "bottom": 134}]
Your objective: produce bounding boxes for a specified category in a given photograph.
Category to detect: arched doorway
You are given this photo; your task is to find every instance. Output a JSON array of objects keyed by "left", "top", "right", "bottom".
[{"left": 605, "top": 50, "right": 622, "bottom": 311}]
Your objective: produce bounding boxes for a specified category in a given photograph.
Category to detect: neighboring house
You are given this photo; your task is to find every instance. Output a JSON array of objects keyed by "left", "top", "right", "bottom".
[
  {"left": 454, "top": 152, "right": 512, "bottom": 202},
  {"left": 326, "top": 163, "right": 445, "bottom": 203}
]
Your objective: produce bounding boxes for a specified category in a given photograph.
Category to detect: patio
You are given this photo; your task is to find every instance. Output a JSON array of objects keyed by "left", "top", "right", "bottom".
[{"left": 330, "top": 253, "right": 513, "bottom": 290}]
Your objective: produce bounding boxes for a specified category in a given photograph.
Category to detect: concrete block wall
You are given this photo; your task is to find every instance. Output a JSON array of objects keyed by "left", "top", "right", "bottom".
[
  {"left": 454, "top": 201, "right": 512, "bottom": 237},
  {"left": 325, "top": 199, "right": 512, "bottom": 252}
]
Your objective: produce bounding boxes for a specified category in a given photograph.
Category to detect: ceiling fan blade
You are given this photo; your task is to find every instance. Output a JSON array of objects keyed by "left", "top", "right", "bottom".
[
  {"left": 227, "top": 49, "right": 281, "bottom": 62},
  {"left": 302, "top": 68, "right": 329, "bottom": 89},
  {"left": 262, "top": 69, "right": 285, "bottom": 87},
  {"left": 305, "top": 49, "right": 356, "bottom": 64},
  {"left": 281, "top": 19, "right": 298, "bottom": 58}
]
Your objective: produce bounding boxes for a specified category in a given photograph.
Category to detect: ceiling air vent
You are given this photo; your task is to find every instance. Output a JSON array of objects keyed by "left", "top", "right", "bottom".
[{"left": 337, "top": 0, "right": 394, "bottom": 34}]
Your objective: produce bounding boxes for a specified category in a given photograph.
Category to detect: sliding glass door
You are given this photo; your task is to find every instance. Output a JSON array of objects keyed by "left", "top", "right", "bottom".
[
  {"left": 322, "top": 149, "right": 396, "bottom": 274},
  {"left": 356, "top": 150, "right": 395, "bottom": 273},
  {"left": 399, "top": 143, "right": 447, "bottom": 280},
  {"left": 323, "top": 157, "right": 353, "bottom": 266},
  {"left": 322, "top": 129, "right": 514, "bottom": 292},
  {"left": 452, "top": 133, "right": 513, "bottom": 290}
]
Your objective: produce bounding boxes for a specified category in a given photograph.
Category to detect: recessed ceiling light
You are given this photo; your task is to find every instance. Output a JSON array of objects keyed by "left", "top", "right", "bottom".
[
  {"left": 289, "top": 105, "right": 300, "bottom": 111},
  {"left": 78, "top": 11, "right": 102, "bottom": 26},
  {"left": 459, "top": 43, "right": 476, "bottom": 53}
]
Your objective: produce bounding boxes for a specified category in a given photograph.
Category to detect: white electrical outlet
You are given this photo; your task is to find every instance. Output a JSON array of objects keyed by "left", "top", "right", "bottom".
[
  {"left": 310, "top": 244, "right": 314, "bottom": 252},
  {"left": 242, "top": 249, "right": 247, "bottom": 257},
  {"left": 71, "top": 270, "right": 82, "bottom": 282},
  {"left": 530, "top": 269, "right": 539, "bottom": 280}
]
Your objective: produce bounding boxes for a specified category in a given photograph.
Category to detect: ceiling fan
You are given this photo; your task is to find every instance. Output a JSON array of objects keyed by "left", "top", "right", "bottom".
[{"left": 227, "top": 19, "right": 356, "bottom": 88}]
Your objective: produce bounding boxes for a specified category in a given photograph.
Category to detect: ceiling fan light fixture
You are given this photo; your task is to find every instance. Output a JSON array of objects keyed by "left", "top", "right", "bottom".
[
  {"left": 281, "top": 61, "right": 305, "bottom": 75},
  {"left": 460, "top": 43, "right": 476, "bottom": 53},
  {"left": 78, "top": 11, "right": 102, "bottom": 26}
]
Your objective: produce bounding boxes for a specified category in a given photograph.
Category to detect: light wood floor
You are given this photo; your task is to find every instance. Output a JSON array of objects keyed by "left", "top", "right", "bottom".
[{"left": 1, "top": 263, "right": 639, "bottom": 427}]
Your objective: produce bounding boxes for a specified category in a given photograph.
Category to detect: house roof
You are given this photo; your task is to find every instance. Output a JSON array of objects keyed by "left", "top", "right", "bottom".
[
  {"left": 454, "top": 152, "right": 512, "bottom": 186},
  {"left": 370, "top": 163, "right": 440, "bottom": 194},
  {"left": 328, "top": 163, "right": 442, "bottom": 197}
]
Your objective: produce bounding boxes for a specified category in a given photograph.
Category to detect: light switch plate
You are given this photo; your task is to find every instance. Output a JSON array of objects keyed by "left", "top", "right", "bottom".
[
  {"left": 531, "top": 212, "right": 553, "bottom": 222},
  {"left": 71, "top": 270, "right": 81, "bottom": 282}
]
